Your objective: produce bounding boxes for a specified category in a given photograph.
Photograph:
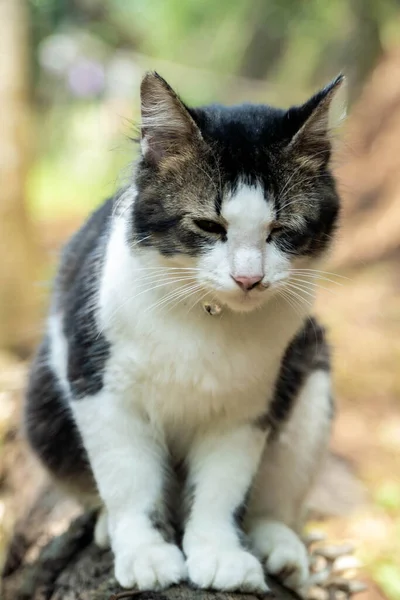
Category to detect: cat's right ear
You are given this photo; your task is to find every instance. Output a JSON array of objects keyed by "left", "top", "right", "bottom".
[{"left": 140, "top": 72, "right": 202, "bottom": 165}]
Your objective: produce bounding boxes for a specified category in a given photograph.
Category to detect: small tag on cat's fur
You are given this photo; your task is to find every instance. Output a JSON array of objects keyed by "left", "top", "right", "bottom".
[{"left": 203, "top": 302, "right": 222, "bottom": 316}]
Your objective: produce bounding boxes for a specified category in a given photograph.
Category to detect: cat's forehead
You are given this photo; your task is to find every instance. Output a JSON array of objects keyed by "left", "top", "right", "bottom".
[
  {"left": 190, "top": 104, "right": 288, "bottom": 188},
  {"left": 191, "top": 103, "right": 286, "bottom": 143},
  {"left": 222, "top": 183, "right": 274, "bottom": 228}
]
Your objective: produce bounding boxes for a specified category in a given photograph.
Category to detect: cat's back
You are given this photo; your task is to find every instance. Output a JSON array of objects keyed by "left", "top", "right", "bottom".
[{"left": 53, "top": 197, "right": 114, "bottom": 312}]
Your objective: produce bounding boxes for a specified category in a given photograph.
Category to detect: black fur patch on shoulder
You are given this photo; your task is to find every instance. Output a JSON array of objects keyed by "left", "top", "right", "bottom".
[
  {"left": 258, "top": 317, "right": 331, "bottom": 434},
  {"left": 66, "top": 294, "right": 110, "bottom": 399},
  {"left": 24, "top": 338, "right": 96, "bottom": 494},
  {"left": 55, "top": 198, "right": 114, "bottom": 307},
  {"left": 57, "top": 200, "right": 113, "bottom": 399}
]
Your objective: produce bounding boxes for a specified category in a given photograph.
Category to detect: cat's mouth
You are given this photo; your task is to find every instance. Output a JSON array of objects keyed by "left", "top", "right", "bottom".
[{"left": 213, "top": 286, "right": 271, "bottom": 313}]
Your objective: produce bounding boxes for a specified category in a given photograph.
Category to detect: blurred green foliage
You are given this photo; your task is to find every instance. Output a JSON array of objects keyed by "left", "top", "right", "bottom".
[
  {"left": 374, "top": 563, "right": 400, "bottom": 599},
  {"left": 27, "top": 0, "right": 400, "bottom": 221},
  {"left": 374, "top": 481, "right": 400, "bottom": 513}
]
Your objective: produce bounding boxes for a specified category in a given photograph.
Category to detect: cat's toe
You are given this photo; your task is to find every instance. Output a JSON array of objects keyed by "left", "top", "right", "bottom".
[
  {"left": 115, "top": 541, "right": 186, "bottom": 590},
  {"left": 250, "top": 520, "right": 309, "bottom": 593},
  {"left": 187, "top": 546, "right": 268, "bottom": 592},
  {"left": 265, "top": 539, "right": 309, "bottom": 592}
]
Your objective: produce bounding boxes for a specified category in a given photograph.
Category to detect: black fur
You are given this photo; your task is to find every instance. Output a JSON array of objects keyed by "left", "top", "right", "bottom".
[
  {"left": 59, "top": 200, "right": 113, "bottom": 399},
  {"left": 257, "top": 317, "right": 331, "bottom": 435},
  {"left": 24, "top": 200, "right": 114, "bottom": 497},
  {"left": 24, "top": 338, "right": 96, "bottom": 495}
]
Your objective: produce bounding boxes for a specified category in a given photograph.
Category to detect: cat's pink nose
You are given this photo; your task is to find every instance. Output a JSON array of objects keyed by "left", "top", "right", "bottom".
[{"left": 231, "top": 274, "right": 263, "bottom": 291}]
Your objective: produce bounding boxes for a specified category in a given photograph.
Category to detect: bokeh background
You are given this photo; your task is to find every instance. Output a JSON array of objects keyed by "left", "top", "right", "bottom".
[{"left": 1, "top": 1, "right": 400, "bottom": 598}]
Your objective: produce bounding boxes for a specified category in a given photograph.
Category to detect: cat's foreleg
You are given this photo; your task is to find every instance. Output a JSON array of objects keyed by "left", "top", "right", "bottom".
[
  {"left": 182, "top": 424, "right": 268, "bottom": 592},
  {"left": 71, "top": 392, "right": 186, "bottom": 590}
]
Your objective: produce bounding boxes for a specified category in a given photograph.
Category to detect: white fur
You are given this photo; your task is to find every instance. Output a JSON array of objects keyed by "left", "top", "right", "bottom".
[
  {"left": 183, "top": 425, "right": 268, "bottom": 592},
  {"left": 70, "top": 389, "right": 187, "bottom": 589},
  {"left": 48, "top": 313, "right": 71, "bottom": 400},
  {"left": 48, "top": 184, "right": 322, "bottom": 591},
  {"left": 248, "top": 370, "right": 332, "bottom": 528},
  {"left": 249, "top": 520, "right": 309, "bottom": 593},
  {"left": 195, "top": 183, "right": 291, "bottom": 312}
]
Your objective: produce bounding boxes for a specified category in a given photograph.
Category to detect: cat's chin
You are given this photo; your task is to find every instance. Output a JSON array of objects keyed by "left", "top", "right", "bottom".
[{"left": 216, "top": 291, "right": 270, "bottom": 314}]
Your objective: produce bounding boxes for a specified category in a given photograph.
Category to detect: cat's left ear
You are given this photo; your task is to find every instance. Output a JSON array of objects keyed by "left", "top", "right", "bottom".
[
  {"left": 140, "top": 72, "right": 203, "bottom": 165},
  {"left": 285, "top": 75, "right": 346, "bottom": 166}
]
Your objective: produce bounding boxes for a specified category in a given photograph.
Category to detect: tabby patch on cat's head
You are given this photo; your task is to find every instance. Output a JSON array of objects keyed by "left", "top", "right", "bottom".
[{"left": 131, "top": 72, "right": 344, "bottom": 313}]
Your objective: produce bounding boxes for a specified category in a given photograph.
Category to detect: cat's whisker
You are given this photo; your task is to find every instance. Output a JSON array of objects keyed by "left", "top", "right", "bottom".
[
  {"left": 280, "top": 177, "right": 319, "bottom": 202},
  {"left": 130, "top": 235, "right": 152, "bottom": 247},
  {"left": 131, "top": 266, "right": 202, "bottom": 273},
  {"left": 278, "top": 157, "right": 335, "bottom": 209},
  {"left": 210, "top": 147, "right": 223, "bottom": 199},
  {"left": 163, "top": 284, "right": 207, "bottom": 315},
  {"left": 288, "top": 278, "right": 339, "bottom": 295},
  {"left": 279, "top": 171, "right": 321, "bottom": 206},
  {"left": 127, "top": 273, "right": 197, "bottom": 289},
  {"left": 145, "top": 282, "right": 204, "bottom": 314},
  {"left": 195, "top": 163, "right": 219, "bottom": 195},
  {"left": 282, "top": 285, "right": 314, "bottom": 309},
  {"left": 278, "top": 163, "right": 307, "bottom": 200},
  {"left": 289, "top": 272, "right": 343, "bottom": 286},
  {"left": 187, "top": 288, "right": 212, "bottom": 315},
  {"left": 277, "top": 289, "right": 304, "bottom": 320},
  {"left": 285, "top": 282, "right": 317, "bottom": 301},
  {"left": 112, "top": 190, "right": 134, "bottom": 218},
  {"left": 282, "top": 148, "right": 338, "bottom": 200},
  {"left": 97, "top": 276, "right": 199, "bottom": 336},
  {"left": 278, "top": 193, "right": 319, "bottom": 212},
  {"left": 290, "top": 268, "right": 349, "bottom": 280},
  {"left": 157, "top": 284, "right": 206, "bottom": 315},
  {"left": 170, "top": 284, "right": 206, "bottom": 310},
  {"left": 131, "top": 273, "right": 198, "bottom": 287}
]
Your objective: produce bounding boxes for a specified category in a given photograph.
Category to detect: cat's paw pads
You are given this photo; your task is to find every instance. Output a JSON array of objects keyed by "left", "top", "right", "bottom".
[
  {"left": 94, "top": 510, "right": 110, "bottom": 549},
  {"left": 186, "top": 546, "right": 268, "bottom": 592},
  {"left": 253, "top": 522, "right": 309, "bottom": 593},
  {"left": 115, "top": 541, "right": 186, "bottom": 590}
]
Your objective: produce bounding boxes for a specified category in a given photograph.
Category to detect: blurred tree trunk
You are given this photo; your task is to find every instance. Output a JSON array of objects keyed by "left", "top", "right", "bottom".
[
  {"left": 239, "top": 0, "right": 301, "bottom": 80},
  {"left": 0, "top": 0, "right": 43, "bottom": 356},
  {"left": 349, "top": 0, "right": 384, "bottom": 103}
]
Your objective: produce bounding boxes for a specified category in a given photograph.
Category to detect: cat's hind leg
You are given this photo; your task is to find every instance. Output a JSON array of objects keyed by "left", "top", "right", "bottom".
[{"left": 247, "top": 323, "right": 333, "bottom": 594}]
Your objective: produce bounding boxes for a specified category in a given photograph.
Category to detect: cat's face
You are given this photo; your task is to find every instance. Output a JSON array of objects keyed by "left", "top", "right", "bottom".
[{"left": 132, "top": 73, "right": 343, "bottom": 313}]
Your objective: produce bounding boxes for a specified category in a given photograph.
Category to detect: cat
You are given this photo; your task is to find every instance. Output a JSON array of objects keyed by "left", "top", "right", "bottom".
[{"left": 24, "top": 71, "right": 344, "bottom": 594}]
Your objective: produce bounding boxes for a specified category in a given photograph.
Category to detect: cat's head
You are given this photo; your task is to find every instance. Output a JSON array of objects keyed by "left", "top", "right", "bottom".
[{"left": 132, "top": 72, "right": 345, "bottom": 313}]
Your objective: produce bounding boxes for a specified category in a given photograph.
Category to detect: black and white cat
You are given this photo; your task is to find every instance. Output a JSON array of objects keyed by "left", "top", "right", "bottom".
[{"left": 25, "top": 72, "right": 344, "bottom": 594}]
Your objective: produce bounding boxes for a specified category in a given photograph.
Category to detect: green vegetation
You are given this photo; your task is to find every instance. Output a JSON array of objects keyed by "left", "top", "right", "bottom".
[{"left": 27, "top": 0, "right": 398, "bottom": 221}]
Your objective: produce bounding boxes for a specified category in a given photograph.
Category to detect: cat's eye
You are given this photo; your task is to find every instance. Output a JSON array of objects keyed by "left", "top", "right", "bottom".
[
  {"left": 266, "top": 223, "right": 283, "bottom": 243},
  {"left": 194, "top": 219, "right": 227, "bottom": 236}
]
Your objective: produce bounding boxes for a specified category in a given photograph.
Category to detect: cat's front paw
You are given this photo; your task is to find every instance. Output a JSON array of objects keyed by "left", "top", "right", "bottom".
[
  {"left": 249, "top": 520, "right": 309, "bottom": 593},
  {"left": 186, "top": 545, "right": 268, "bottom": 592},
  {"left": 114, "top": 541, "right": 186, "bottom": 590}
]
